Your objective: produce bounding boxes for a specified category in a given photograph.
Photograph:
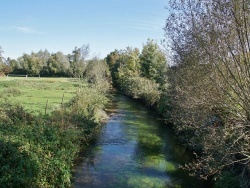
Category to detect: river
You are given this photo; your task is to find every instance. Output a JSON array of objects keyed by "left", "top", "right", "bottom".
[{"left": 73, "top": 95, "right": 212, "bottom": 188}]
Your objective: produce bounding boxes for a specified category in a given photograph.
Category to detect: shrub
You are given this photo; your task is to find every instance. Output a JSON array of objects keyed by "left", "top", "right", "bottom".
[
  {"left": 118, "top": 72, "right": 161, "bottom": 106},
  {"left": 0, "top": 104, "right": 80, "bottom": 187},
  {"left": 0, "top": 85, "right": 109, "bottom": 187}
]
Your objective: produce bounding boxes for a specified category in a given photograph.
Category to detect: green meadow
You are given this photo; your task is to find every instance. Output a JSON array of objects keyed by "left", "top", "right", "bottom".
[{"left": 0, "top": 77, "right": 86, "bottom": 114}]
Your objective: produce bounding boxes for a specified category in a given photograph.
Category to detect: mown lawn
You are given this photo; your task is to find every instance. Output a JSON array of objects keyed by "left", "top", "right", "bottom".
[{"left": 0, "top": 77, "right": 86, "bottom": 114}]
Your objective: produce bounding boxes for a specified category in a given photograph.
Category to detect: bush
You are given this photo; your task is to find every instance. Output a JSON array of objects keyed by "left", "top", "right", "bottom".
[
  {"left": 0, "top": 85, "right": 109, "bottom": 187},
  {"left": 0, "top": 139, "right": 39, "bottom": 187},
  {"left": 118, "top": 72, "right": 161, "bottom": 106},
  {"left": 0, "top": 105, "right": 79, "bottom": 187},
  {"left": 66, "top": 86, "right": 109, "bottom": 124}
]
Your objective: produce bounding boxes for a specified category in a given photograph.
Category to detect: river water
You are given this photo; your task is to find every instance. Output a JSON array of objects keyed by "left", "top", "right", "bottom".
[{"left": 73, "top": 95, "right": 212, "bottom": 188}]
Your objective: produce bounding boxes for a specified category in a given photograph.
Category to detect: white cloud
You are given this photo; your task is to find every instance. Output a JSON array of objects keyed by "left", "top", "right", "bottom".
[
  {"left": 123, "top": 20, "right": 164, "bottom": 32},
  {"left": 12, "top": 26, "right": 46, "bottom": 35}
]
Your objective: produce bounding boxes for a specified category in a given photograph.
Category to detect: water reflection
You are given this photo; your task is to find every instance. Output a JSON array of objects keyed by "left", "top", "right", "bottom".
[{"left": 73, "top": 95, "right": 211, "bottom": 188}]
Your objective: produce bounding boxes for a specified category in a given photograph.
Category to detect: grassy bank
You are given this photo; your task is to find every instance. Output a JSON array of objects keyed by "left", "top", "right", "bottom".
[{"left": 0, "top": 77, "right": 109, "bottom": 187}]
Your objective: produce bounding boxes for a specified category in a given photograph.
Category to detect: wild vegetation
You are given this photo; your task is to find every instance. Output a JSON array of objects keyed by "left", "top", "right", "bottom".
[
  {"left": 0, "top": 58, "right": 111, "bottom": 187},
  {"left": 106, "top": 39, "right": 168, "bottom": 107},
  {"left": 165, "top": 0, "right": 250, "bottom": 187}
]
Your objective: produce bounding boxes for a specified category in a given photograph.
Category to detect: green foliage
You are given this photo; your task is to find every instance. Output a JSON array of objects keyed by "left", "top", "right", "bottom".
[
  {"left": 0, "top": 77, "right": 109, "bottom": 187},
  {"left": 118, "top": 71, "right": 161, "bottom": 106},
  {"left": 68, "top": 45, "right": 90, "bottom": 78},
  {"left": 106, "top": 40, "right": 167, "bottom": 107},
  {"left": 140, "top": 39, "right": 167, "bottom": 84},
  {"left": 0, "top": 47, "right": 12, "bottom": 76},
  {"left": 67, "top": 86, "right": 109, "bottom": 124},
  {"left": 165, "top": 0, "right": 250, "bottom": 186},
  {"left": 84, "top": 59, "right": 111, "bottom": 94},
  {"left": 106, "top": 47, "right": 141, "bottom": 86},
  {"left": 0, "top": 104, "right": 79, "bottom": 187},
  {"left": 0, "top": 63, "right": 12, "bottom": 75},
  {"left": 44, "top": 52, "right": 70, "bottom": 76},
  {"left": 7, "top": 46, "right": 90, "bottom": 77},
  {"left": 0, "top": 138, "right": 39, "bottom": 187},
  {"left": 18, "top": 53, "right": 42, "bottom": 75}
]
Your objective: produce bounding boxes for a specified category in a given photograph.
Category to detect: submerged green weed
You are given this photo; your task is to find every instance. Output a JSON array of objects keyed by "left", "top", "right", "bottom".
[
  {"left": 127, "top": 175, "right": 167, "bottom": 188},
  {"left": 142, "top": 155, "right": 177, "bottom": 173}
]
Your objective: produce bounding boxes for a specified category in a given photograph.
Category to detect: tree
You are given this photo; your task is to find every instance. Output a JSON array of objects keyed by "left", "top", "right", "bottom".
[
  {"left": 84, "top": 58, "right": 111, "bottom": 93},
  {"left": 8, "top": 59, "right": 20, "bottom": 70},
  {"left": 165, "top": 0, "right": 250, "bottom": 185},
  {"left": 46, "top": 55, "right": 60, "bottom": 75},
  {"left": 18, "top": 53, "right": 41, "bottom": 75},
  {"left": 106, "top": 46, "right": 162, "bottom": 106},
  {"left": 106, "top": 49, "right": 120, "bottom": 70},
  {"left": 54, "top": 51, "right": 70, "bottom": 74},
  {"left": 37, "top": 49, "right": 50, "bottom": 68},
  {"left": 106, "top": 50, "right": 120, "bottom": 84},
  {"left": 43, "top": 52, "right": 69, "bottom": 76},
  {"left": 106, "top": 47, "right": 141, "bottom": 87},
  {"left": 139, "top": 39, "right": 167, "bottom": 84},
  {"left": 68, "top": 44, "right": 90, "bottom": 78}
]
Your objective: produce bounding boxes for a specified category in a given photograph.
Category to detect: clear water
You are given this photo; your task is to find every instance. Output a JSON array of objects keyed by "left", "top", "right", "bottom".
[{"left": 73, "top": 95, "right": 212, "bottom": 188}]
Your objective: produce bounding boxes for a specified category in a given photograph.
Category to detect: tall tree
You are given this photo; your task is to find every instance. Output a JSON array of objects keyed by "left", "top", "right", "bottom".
[
  {"left": 69, "top": 44, "right": 90, "bottom": 78},
  {"left": 106, "top": 47, "right": 141, "bottom": 87},
  {"left": 37, "top": 49, "right": 51, "bottom": 68},
  {"left": 84, "top": 58, "right": 111, "bottom": 93},
  {"left": 44, "top": 52, "right": 70, "bottom": 76},
  {"left": 165, "top": 0, "right": 250, "bottom": 185},
  {"left": 106, "top": 50, "right": 122, "bottom": 85},
  {"left": 8, "top": 59, "right": 20, "bottom": 72},
  {"left": 18, "top": 53, "right": 41, "bottom": 75},
  {"left": 139, "top": 39, "right": 167, "bottom": 84}
]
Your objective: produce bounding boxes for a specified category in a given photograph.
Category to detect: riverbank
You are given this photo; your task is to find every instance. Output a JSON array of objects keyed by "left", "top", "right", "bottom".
[{"left": 0, "top": 78, "right": 109, "bottom": 187}]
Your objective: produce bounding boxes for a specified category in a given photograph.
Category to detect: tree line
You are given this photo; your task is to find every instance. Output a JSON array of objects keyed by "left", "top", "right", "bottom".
[{"left": 0, "top": 45, "right": 95, "bottom": 78}]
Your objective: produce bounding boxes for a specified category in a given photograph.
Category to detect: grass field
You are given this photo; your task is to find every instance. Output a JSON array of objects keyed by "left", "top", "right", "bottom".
[{"left": 0, "top": 76, "right": 86, "bottom": 114}]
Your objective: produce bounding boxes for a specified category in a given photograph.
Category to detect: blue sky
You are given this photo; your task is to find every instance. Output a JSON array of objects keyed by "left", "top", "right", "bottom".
[{"left": 0, "top": 0, "right": 167, "bottom": 59}]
